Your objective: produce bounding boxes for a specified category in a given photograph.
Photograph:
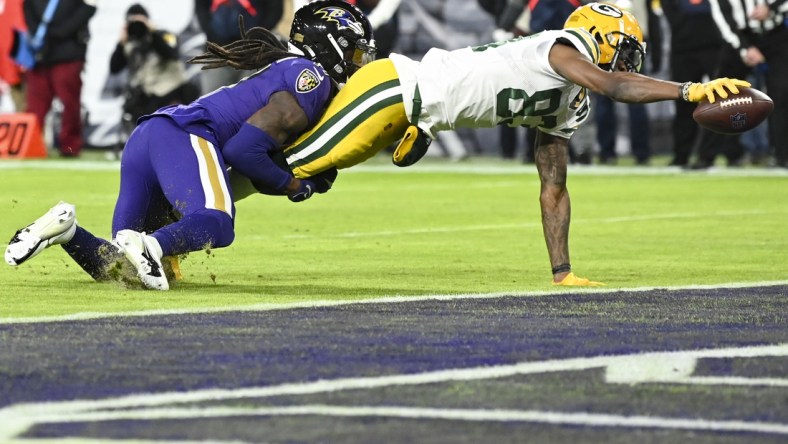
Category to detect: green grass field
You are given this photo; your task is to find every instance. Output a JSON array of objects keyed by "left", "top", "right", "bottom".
[
  {"left": 2, "top": 156, "right": 787, "bottom": 443},
  {"left": 1, "top": 157, "right": 787, "bottom": 318}
]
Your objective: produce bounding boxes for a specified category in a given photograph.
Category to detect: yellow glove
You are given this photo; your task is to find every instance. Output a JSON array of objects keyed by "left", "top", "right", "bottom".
[
  {"left": 685, "top": 78, "right": 751, "bottom": 103},
  {"left": 552, "top": 272, "right": 605, "bottom": 287}
]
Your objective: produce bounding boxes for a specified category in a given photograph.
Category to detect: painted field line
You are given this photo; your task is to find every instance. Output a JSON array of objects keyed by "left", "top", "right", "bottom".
[
  {"left": 1, "top": 281, "right": 786, "bottom": 325},
  {"left": 658, "top": 376, "right": 788, "bottom": 387},
  {"left": 21, "top": 405, "right": 788, "bottom": 436},
  {"left": 274, "top": 209, "right": 783, "bottom": 240},
  {"left": 4, "top": 440, "right": 242, "bottom": 444},
  {"left": 1, "top": 160, "right": 786, "bottom": 177},
  {"left": 1, "top": 343, "right": 785, "bottom": 440}
]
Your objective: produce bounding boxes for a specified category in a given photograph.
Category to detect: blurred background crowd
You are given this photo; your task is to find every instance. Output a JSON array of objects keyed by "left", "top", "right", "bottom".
[{"left": 1, "top": 0, "right": 786, "bottom": 168}]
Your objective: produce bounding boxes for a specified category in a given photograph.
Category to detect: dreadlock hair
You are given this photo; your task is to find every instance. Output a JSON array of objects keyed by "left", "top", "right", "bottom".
[{"left": 188, "top": 15, "right": 294, "bottom": 71}]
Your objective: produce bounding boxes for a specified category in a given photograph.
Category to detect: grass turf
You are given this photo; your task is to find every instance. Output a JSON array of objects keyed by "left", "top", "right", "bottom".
[{"left": 1, "top": 157, "right": 787, "bottom": 318}]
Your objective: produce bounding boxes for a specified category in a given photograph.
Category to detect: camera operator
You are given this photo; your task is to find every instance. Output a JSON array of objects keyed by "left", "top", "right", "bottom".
[{"left": 110, "top": 4, "right": 192, "bottom": 138}]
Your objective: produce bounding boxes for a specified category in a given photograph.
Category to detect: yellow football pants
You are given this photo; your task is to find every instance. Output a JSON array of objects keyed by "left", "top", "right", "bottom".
[{"left": 283, "top": 59, "right": 410, "bottom": 178}]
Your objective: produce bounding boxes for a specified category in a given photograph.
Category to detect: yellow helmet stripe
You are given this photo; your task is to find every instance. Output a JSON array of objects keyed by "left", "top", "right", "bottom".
[{"left": 563, "top": 28, "right": 600, "bottom": 65}]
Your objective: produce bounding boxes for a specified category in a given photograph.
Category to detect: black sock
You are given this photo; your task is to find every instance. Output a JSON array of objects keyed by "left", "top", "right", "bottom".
[{"left": 61, "top": 226, "right": 123, "bottom": 281}]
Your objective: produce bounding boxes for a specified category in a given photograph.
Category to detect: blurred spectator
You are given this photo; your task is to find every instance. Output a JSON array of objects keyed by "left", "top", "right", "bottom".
[
  {"left": 23, "top": 0, "right": 96, "bottom": 157},
  {"left": 478, "top": 0, "right": 584, "bottom": 163},
  {"left": 693, "top": 0, "right": 788, "bottom": 168},
  {"left": 529, "top": 0, "right": 587, "bottom": 164},
  {"left": 352, "top": 0, "right": 402, "bottom": 57},
  {"left": 530, "top": 0, "right": 579, "bottom": 33},
  {"left": 1, "top": 0, "right": 26, "bottom": 112},
  {"left": 661, "top": 0, "right": 723, "bottom": 167},
  {"left": 592, "top": 0, "right": 662, "bottom": 165},
  {"left": 478, "top": 0, "right": 529, "bottom": 40},
  {"left": 478, "top": 0, "right": 532, "bottom": 161},
  {"left": 194, "top": 0, "right": 284, "bottom": 94},
  {"left": 110, "top": 4, "right": 195, "bottom": 141},
  {"left": 740, "top": 67, "right": 770, "bottom": 166},
  {"left": 288, "top": 0, "right": 401, "bottom": 56},
  {"left": 273, "top": 0, "right": 297, "bottom": 37}
]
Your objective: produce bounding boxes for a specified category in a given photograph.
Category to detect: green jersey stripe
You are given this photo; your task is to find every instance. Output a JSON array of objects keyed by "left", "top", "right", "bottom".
[
  {"left": 288, "top": 93, "right": 404, "bottom": 168},
  {"left": 287, "top": 79, "right": 401, "bottom": 154},
  {"left": 286, "top": 81, "right": 403, "bottom": 166}
]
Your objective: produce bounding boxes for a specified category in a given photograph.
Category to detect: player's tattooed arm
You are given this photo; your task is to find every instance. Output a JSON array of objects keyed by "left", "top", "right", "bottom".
[
  {"left": 534, "top": 131, "right": 572, "bottom": 281},
  {"left": 549, "top": 43, "right": 681, "bottom": 103}
]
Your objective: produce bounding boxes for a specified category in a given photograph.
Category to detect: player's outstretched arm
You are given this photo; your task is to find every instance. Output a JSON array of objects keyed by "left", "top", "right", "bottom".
[{"left": 548, "top": 44, "right": 748, "bottom": 104}]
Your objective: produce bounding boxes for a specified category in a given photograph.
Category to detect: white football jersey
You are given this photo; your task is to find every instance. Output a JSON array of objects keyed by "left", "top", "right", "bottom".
[{"left": 390, "top": 29, "right": 601, "bottom": 139}]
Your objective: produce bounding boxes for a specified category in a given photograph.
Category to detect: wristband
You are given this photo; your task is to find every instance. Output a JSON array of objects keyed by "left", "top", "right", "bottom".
[
  {"left": 551, "top": 263, "right": 571, "bottom": 275},
  {"left": 679, "top": 82, "right": 692, "bottom": 102}
]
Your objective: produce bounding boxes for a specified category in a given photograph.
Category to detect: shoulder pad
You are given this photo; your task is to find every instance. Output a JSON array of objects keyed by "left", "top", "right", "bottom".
[{"left": 559, "top": 29, "right": 601, "bottom": 65}]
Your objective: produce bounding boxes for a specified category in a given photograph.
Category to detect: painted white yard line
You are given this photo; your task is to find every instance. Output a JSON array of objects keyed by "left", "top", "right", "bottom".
[
  {"left": 605, "top": 354, "right": 788, "bottom": 386},
  {"left": 1, "top": 160, "right": 786, "bottom": 177},
  {"left": 278, "top": 222, "right": 540, "bottom": 239},
  {"left": 666, "top": 377, "right": 788, "bottom": 387},
  {"left": 1, "top": 280, "right": 786, "bottom": 325},
  {"left": 363, "top": 164, "right": 788, "bottom": 177},
  {"left": 0, "top": 161, "right": 121, "bottom": 171},
  {"left": 274, "top": 209, "right": 782, "bottom": 240},
  {"left": 22, "top": 405, "right": 788, "bottom": 436},
  {"left": 1, "top": 343, "right": 786, "bottom": 440},
  {"left": 5, "top": 440, "right": 247, "bottom": 444},
  {"left": 2, "top": 344, "right": 786, "bottom": 414}
]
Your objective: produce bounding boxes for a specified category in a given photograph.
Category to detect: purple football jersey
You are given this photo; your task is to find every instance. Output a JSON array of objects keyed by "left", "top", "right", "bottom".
[{"left": 147, "top": 57, "right": 333, "bottom": 147}]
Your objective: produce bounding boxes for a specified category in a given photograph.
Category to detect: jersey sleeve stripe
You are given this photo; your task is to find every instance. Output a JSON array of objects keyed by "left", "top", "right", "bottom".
[{"left": 563, "top": 29, "right": 600, "bottom": 64}]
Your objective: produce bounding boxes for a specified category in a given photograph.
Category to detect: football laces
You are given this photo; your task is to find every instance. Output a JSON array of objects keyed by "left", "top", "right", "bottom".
[{"left": 719, "top": 97, "right": 753, "bottom": 108}]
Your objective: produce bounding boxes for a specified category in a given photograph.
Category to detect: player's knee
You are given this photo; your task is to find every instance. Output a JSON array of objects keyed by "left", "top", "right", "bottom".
[{"left": 193, "top": 209, "right": 235, "bottom": 248}]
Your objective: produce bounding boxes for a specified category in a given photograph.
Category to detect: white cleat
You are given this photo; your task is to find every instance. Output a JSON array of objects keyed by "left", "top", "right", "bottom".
[
  {"left": 114, "top": 229, "right": 169, "bottom": 291},
  {"left": 5, "top": 201, "right": 77, "bottom": 266}
]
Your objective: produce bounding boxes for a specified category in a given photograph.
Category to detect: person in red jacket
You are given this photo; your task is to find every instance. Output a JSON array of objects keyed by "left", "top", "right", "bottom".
[
  {"left": 22, "top": 0, "right": 96, "bottom": 157},
  {"left": 0, "top": 0, "right": 26, "bottom": 112}
]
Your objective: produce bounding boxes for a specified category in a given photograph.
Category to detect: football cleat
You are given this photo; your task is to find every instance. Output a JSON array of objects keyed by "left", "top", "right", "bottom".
[
  {"left": 114, "top": 230, "right": 169, "bottom": 291},
  {"left": 5, "top": 201, "right": 77, "bottom": 266}
]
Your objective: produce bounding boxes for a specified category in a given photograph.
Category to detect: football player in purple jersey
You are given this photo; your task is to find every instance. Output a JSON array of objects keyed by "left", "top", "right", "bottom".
[{"left": 4, "top": 0, "right": 376, "bottom": 290}]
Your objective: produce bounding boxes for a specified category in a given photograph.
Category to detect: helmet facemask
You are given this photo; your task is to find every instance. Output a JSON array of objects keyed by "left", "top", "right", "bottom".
[
  {"left": 348, "top": 38, "right": 376, "bottom": 75},
  {"left": 325, "top": 32, "right": 376, "bottom": 80},
  {"left": 598, "top": 32, "right": 646, "bottom": 73}
]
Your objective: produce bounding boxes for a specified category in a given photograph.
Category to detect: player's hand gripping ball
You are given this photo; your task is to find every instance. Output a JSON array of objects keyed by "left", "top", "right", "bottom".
[{"left": 693, "top": 87, "right": 773, "bottom": 135}]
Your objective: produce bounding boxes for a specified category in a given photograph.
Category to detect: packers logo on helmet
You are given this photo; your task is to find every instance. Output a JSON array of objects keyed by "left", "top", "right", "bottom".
[{"left": 564, "top": 2, "right": 646, "bottom": 73}]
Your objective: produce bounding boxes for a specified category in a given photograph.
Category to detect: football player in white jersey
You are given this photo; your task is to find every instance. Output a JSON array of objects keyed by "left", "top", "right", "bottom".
[{"left": 238, "top": 3, "right": 749, "bottom": 286}]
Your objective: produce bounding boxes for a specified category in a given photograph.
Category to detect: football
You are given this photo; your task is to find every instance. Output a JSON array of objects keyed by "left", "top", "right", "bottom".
[{"left": 692, "top": 87, "right": 773, "bottom": 135}]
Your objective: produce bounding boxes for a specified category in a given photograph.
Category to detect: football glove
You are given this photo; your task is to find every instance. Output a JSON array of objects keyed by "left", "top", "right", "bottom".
[
  {"left": 288, "top": 179, "right": 315, "bottom": 203},
  {"left": 308, "top": 167, "right": 338, "bottom": 194},
  {"left": 392, "top": 125, "right": 432, "bottom": 167},
  {"left": 552, "top": 272, "right": 605, "bottom": 287},
  {"left": 685, "top": 78, "right": 750, "bottom": 103},
  {"left": 287, "top": 168, "right": 338, "bottom": 202}
]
